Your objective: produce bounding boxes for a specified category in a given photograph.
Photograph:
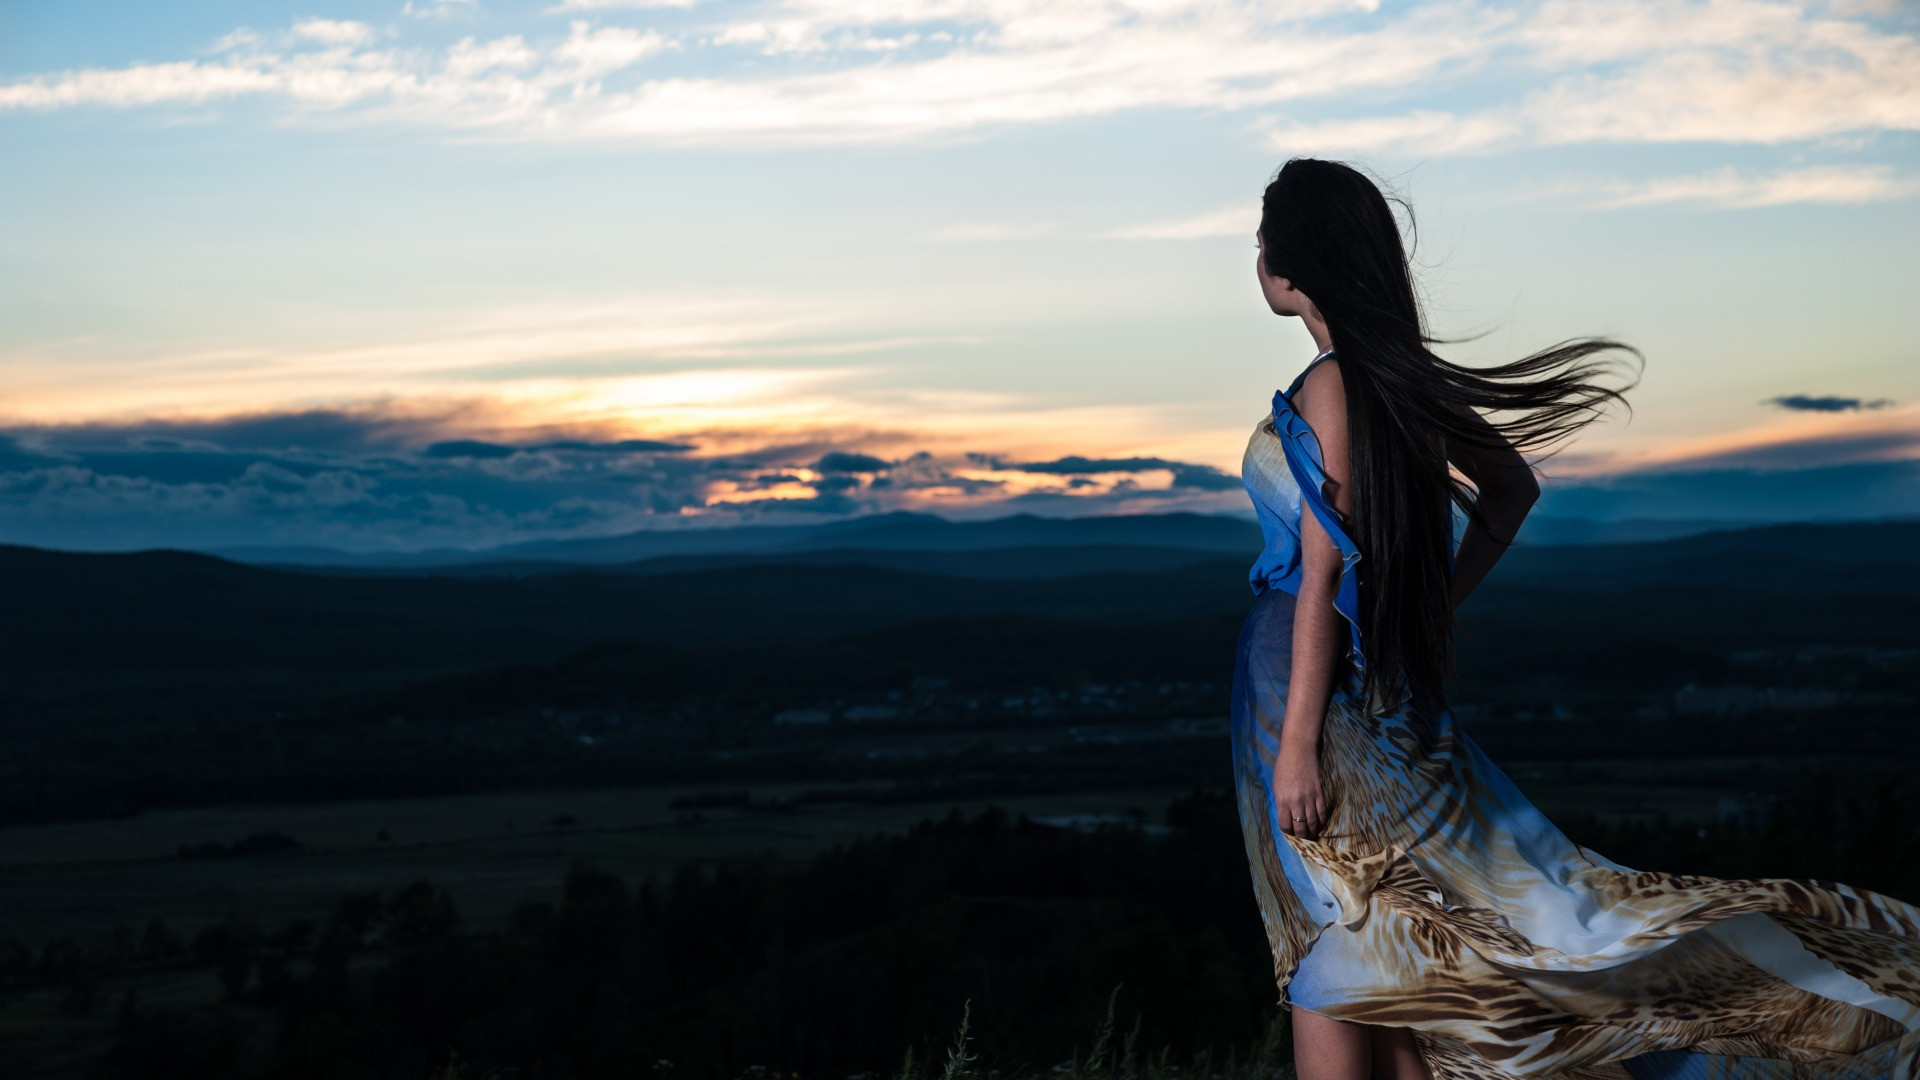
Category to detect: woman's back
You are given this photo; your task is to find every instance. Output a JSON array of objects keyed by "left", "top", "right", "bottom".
[{"left": 1241, "top": 348, "right": 1455, "bottom": 703}]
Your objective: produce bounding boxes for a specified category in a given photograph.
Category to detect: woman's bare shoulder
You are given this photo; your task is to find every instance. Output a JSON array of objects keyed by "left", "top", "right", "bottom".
[
  {"left": 1297, "top": 353, "right": 1344, "bottom": 393},
  {"left": 1291, "top": 356, "right": 1350, "bottom": 490},
  {"left": 1292, "top": 356, "right": 1347, "bottom": 430}
]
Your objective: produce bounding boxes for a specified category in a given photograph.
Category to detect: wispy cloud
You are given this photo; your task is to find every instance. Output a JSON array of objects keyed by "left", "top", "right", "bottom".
[
  {"left": 1562, "top": 401, "right": 1920, "bottom": 474},
  {"left": 1659, "top": 430, "right": 1919, "bottom": 471},
  {"left": 403, "top": 0, "right": 481, "bottom": 19},
  {"left": 923, "top": 222, "right": 1057, "bottom": 243},
  {"left": 921, "top": 209, "right": 1257, "bottom": 243},
  {"left": 0, "top": 293, "right": 953, "bottom": 425},
  {"left": 10, "top": 1, "right": 1907, "bottom": 151},
  {"left": 1262, "top": 1, "right": 1920, "bottom": 157},
  {"left": 292, "top": 18, "right": 378, "bottom": 45},
  {"left": 1095, "top": 205, "right": 1253, "bottom": 241},
  {"left": 0, "top": 19, "right": 674, "bottom": 118},
  {"left": 1524, "top": 165, "right": 1920, "bottom": 210},
  {"left": 547, "top": 0, "right": 701, "bottom": 11},
  {"left": 1263, "top": 110, "right": 1522, "bottom": 156}
]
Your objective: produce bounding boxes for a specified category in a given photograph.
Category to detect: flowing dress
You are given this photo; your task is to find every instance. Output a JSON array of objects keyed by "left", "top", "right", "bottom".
[{"left": 1229, "top": 349, "right": 1920, "bottom": 1079}]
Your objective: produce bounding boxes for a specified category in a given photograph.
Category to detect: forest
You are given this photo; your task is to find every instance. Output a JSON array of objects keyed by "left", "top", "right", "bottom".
[{"left": 1, "top": 516, "right": 1915, "bottom": 1077}]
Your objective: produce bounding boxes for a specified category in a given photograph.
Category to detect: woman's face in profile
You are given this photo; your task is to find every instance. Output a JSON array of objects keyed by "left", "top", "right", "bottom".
[{"left": 1255, "top": 231, "right": 1308, "bottom": 319}]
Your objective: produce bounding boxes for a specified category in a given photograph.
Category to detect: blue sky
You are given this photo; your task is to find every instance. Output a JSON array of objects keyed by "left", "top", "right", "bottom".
[{"left": 1, "top": 0, "right": 1915, "bottom": 552}]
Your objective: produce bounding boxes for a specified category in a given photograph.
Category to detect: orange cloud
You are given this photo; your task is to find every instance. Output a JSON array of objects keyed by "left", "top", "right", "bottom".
[{"left": 1548, "top": 402, "right": 1920, "bottom": 475}]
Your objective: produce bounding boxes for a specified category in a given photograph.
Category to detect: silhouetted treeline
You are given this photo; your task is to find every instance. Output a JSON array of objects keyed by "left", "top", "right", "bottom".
[{"left": 6, "top": 780, "right": 1902, "bottom": 1080}]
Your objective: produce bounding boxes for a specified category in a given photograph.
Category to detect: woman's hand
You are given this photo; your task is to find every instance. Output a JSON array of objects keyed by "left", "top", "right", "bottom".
[{"left": 1273, "top": 742, "right": 1327, "bottom": 840}]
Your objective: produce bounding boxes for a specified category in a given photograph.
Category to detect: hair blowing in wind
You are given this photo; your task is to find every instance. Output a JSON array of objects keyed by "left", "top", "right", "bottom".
[{"left": 1259, "top": 157, "right": 1644, "bottom": 710}]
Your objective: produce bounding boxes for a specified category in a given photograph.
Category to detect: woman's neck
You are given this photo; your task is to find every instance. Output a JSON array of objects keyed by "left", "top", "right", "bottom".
[{"left": 1304, "top": 307, "right": 1333, "bottom": 355}]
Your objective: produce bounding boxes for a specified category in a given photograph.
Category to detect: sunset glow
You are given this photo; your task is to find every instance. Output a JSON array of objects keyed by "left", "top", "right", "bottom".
[{"left": 3, "top": 0, "right": 1914, "bottom": 551}]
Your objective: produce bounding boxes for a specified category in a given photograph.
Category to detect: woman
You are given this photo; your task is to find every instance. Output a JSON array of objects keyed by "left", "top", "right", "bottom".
[{"left": 1230, "top": 158, "right": 1920, "bottom": 1080}]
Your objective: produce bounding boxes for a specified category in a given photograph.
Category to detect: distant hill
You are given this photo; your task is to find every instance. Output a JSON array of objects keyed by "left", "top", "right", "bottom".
[
  {"left": 4, "top": 519, "right": 1915, "bottom": 697},
  {"left": 1491, "top": 519, "right": 1920, "bottom": 595},
  {"left": 208, "top": 510, "right": 1849, "bottom": 572},
  {"left": 210, "top": 511, "right": 1267, "bottom": 569},
  {"left": 1510, "top": 515, "right": 1771, "bottom": 546},
  {"left": 0, "top": 542, "right": 1254, "bottom": 686},
  {"left": 288, "top": 544, "right": 1243, "bottom": 581}
]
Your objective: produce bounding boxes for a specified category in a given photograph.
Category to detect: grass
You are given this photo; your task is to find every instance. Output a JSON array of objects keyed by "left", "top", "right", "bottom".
[
  {"left": 921, "top": 983, "right": 1296, "bottom": 1080},
  {"left": 422, "top": 985, "right": 1298, "bottom": 1080}
]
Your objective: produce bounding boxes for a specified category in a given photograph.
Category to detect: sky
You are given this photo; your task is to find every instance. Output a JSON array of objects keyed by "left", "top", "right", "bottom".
[{"left": 1, "top": 0, "right": 1916, "bottom": 553}]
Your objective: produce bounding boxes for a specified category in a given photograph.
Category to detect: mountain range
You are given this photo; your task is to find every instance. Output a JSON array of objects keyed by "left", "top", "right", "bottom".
[{"left": 201, "top": 510, "right": 1840, "bottom": 572}]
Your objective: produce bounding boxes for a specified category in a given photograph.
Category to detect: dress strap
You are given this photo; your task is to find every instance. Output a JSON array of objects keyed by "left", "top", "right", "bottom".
[{"left": 1282, "top": 347, "right": 1338, "bottom": 400}]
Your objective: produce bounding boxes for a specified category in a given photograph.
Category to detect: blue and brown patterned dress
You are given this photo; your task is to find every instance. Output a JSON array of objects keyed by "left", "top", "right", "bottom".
[{"left": 1229, "top": 348, "right": 1920, "bottom": 1079}]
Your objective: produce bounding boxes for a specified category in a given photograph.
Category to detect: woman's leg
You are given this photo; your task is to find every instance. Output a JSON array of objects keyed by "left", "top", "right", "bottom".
[
  {"left": 1290, "top": 1006, "right": 1369, "bottom": 1080},
  {"left": 1367, "top": 1024, "right": 1433, "bottom": 1080}
]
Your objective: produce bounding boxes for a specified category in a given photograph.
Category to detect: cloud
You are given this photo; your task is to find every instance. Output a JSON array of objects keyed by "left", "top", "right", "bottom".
[
  {"left": 12, "top": 0, "right": 1906, "bottom": 152},
  {"left": 1261, "top": 1, "right": 1920, "bottom": 158},
  {"left": 0, "top": 288, "right": 1265, "bottom": 543},
  {"left": 552, "top": 21, "right": 673, "bottom": 78},
  {"left": 5, "top": 401, "right": 1912, "bottom": 553},
  {"left": 0, "top": 406, "right": 1257, "bottom": 552},
  {"left": 929, "top": 210, "right": 1260, "bottom": 242},
  {"left": 404, "top": 0, "right": 480, "bottom": 18},
  {"left": 423, "top": 437, "right": 695, "bottom": 458},
  {"left": 978, "top": 453, "right": 1242, "bottom": 491},
  {"left": 815, "top": 452, "right": 891, "bottom": 473},
  {"left": 3, "top": 404, "right": 456, "bottom": 456},
  {"left": 546, "top": 0, "right": 701, "bottom": 11},
  {"left": 539, "top": 438, "right": 699, "bottom": 452},
  {"left": 292, "top": 19, "right": 377, "bottom": 46},
  {"left": 1514, "top": 9, "right": 1920, "bottom": 149},
  {"left": 923, "top": 222, "right": 1057, "bottom": 243},
  {"left": 423, "top": 440, "right": 520, "bottom": 460},
  {"left": 0, "top": 18, "right": 674, "bottom": 118},
  {"left": 1096, "top": 205, "right": 1253, "bottom": 241},
  {"left": 1556, "top": 400, "right": 1920, "bottom": 475},
  {"left": 0, "top": 292, "right": 968, "bottom": 428},
  {"left": 1527, "top": 165, "right": 1920, "bottom": 210},
  {"left": 1764, "top": 394, "right": 1896, "bottom": 412},
  {"left": 1661, "top": 429, "right": 1918, "bottom": 471},
  {"left": 1264, "top": 110, "right": 1523, "bottom": 156},
  {"left": 993, "top": 454, "right": 1191, "bottom": 474},
  {"left": 0, "top": 434, "right": 63, "bottom": 472}
]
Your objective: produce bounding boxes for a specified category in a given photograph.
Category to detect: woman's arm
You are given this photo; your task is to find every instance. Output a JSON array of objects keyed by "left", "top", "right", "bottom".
[
  {"left": 1443, "top": 400, "right": 1540, "bottom": 610},
  {"left": 1274, "top": 359, "right": 1352, "bottom": 841}
]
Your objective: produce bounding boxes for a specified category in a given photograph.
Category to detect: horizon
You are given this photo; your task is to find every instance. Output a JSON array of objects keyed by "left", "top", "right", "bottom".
[{"left": 8, "top": 501, "right": 1919, "bottom": 562}]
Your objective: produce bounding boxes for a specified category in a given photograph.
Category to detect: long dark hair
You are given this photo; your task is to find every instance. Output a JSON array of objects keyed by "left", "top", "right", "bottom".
[{"left": 1258, "top": 157, "right": 1643, "bottom": 708}]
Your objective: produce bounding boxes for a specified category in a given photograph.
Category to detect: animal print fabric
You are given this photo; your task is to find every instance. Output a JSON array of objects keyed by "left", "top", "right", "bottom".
[{"left": 1229, "top": 585, "right": 1920, "bottom": 1079}]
